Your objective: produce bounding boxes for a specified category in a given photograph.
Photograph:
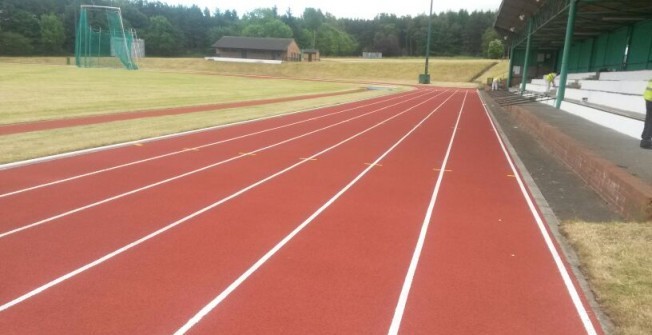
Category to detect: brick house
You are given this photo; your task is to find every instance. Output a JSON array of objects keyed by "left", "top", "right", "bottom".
[{"left": 212, "top": 36, "right": 301, "bottom": 62}]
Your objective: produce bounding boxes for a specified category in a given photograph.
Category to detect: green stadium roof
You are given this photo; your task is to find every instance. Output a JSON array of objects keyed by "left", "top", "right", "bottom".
[{"left": 495, "top": 0, "right": 652, "bottom": 49}]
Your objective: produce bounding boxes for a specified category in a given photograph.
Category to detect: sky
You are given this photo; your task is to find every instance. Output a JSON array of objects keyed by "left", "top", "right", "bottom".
[{"left": 165, "top": 0, "right": 503, "bottom": 19}]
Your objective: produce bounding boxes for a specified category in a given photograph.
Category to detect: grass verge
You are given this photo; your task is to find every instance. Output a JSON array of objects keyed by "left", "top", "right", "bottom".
[
  {"left": 561, "top": 221, "right": 652, "bottom": 335},
  {"left": 0, "top": 89, "right": 394, "bottom": 164}
]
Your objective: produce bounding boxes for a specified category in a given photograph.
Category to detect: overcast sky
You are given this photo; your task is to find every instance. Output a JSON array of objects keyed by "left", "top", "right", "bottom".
[{"left": 165, "top": 0, "right": 502, "bottom": 19}]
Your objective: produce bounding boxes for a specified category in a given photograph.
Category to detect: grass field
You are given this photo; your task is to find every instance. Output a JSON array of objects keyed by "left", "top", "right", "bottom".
[
  {"left": 0, "top": 89, "right": 389, "bottom": 163},
  {"left": 140, "top": 57, "right": 498, "bottom": 86},
  {"left": 0, "top": 56, "right": 498, "bottom": 86},
  {"left": 562, "top": 221, "right": 652, "bottom": 335},
  {"left": 0, "top": 62, "right": 360, "bottom": 125}
]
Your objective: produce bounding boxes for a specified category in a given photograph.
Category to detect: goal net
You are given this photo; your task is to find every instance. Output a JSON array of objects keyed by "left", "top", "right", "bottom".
[{"left": 75, "top": 5, "right": 138, "bottom": 70}]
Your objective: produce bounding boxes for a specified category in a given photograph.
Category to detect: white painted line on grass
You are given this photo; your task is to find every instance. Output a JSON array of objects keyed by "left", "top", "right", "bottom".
[
  {"left": 173, "top": 90, "right": 459, "bottom": 335},
  {"left": 477, "top": 91, "right": 598, "bottom": 335},
  {"left": 0, "top": 91, "right": 432, "bottom": 240},
  {"left": 0, "top": 90, "right": 451, "bottom": 313},
  {"left": 0, "top": 90, "right": 423, "bottom": 198},
  {"left": 387, "top": 91, "right": 467, "bottom": 335}
]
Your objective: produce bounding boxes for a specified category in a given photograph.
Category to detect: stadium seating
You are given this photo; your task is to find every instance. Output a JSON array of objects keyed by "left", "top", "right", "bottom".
[
  {"left": 520, "top": 70, "right": 650, "bottom": 139},
  {"left": 525, "top": 70, "right": 650, "bottom": 116}
]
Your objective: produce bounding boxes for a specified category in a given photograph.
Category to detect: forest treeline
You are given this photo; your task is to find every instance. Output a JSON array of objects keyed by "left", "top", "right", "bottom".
[{"left": 0, "top": 0, "right": 503, "bottom": 58}]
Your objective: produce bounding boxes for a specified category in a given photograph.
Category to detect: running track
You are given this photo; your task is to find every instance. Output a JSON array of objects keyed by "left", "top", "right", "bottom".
[{"left": 0, "top": 88, "right": 604, "bottom": 334}]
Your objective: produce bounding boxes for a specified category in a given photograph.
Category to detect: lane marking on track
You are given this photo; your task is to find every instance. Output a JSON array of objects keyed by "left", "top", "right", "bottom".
[
  {"left": 238, "top": 152, "right": 256, "bottom": 156},
  {"left": 364, "top": 163, "right": 383, "bottom": 167},
  {"left": 299, "top": 158, "right": 317, "bottom": 161},
  {"left": 433, "top": 168, "right": 452, "bottom": 172},
  {"left": 0, "top": 90, "right": 425, "bottom": 199},
  {"left": 184, "top": 148, "right": 199, "bottom": 152},
  {"left": 0, "top": 90, "right": 453, "bottom": 313},
  {"left": 172, "top": 90, "right": 460, "bottom": 335},
  {"left": 0, "top": 89, "right": 422, "bottom": 172},
  {"left": 388, "top": 91, "right": 468, "bottom": 335},
  {"left": 478, "top": 91, "right": 599, "bottom": 335},
  {"left": 0, "top": 91, "right": 434, "bottom": 240}
]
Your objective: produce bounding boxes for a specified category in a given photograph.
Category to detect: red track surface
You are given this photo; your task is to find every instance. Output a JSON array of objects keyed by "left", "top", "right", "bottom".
[{"left": 0, "top": 88, "right": 604, "bottom": 334}]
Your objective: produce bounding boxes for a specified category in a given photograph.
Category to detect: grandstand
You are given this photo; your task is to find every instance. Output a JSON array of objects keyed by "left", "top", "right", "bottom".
[{"left": 493, "top": 0, "right": 651, "bottom": 136}]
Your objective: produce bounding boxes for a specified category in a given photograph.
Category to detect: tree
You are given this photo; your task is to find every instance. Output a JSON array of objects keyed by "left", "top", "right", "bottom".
[
  {"left": 240, "top": 7, "right": 293, "bottom": 38},
  {"left": 4, "top": 9, "right": 40, "bottom": 41},
  {"left": 39, "top": 13, "right": 64, "bottom": 54},
  {"left": 142, "top": 15, "right": 182, "bottom": 56},
  {"left": 0, "top": 31, "right": 34, "bottom": 55},
  {"left": 487, "top": 39, "right": 503, "bottom": 59},
  {"left": 303, "top": 8, "right": 324, "bottom": 48},
  {"left": 373, "top": 32, "right": 400, "bottom": 56},
  {"left": 481, "top": 27, "right": 500, "bottom": 57}
]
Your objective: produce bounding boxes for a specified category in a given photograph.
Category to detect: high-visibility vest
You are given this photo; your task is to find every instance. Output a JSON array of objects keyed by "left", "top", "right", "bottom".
[
  {"left": 546, "top": 73, "right": 556, "bottom": 83},
  {"left": 645, "top": 79, "right": 652, "bottom": 101}
]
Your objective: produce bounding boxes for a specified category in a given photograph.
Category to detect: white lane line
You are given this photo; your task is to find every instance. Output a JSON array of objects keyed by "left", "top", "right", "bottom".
[
  {"left": 172, "top": 90, "right": 459, "bottom": 335},
  {"left": 477, "top": 91, "right": 598, "bottom": 335},
  {"left": 0, "top": 90, "right": 451, "bottom": 313},
  {"left": 388, "top": 90, "right": 467, "bottom": 335},
  {"left": 0, "top": 89, "right": 417, "bottom": 172},
  {"left": 0, "top": 91, "right": 422, "bottom": 199},
  {"left": 0, "top": 91, "right": 433, "bottom": 240}
]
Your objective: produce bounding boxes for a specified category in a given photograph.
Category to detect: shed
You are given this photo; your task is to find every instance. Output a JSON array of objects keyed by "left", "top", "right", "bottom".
[
  {"left": 302, "top": 49, "right": 320, "bottom": 62},
  {"left": 212, "top": 36, "right": 301, "bottom": 62}
]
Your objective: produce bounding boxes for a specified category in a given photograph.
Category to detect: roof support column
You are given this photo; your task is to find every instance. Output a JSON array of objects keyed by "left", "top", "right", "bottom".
[
  {"left": 519, "top": 19, "right": 533, "bottom": 95},
  {"left": 507, "top": 44, "right": 515, "bottom": 88},
  {"left": 555, "top": 0, "right": 578, "bottom": 109}
]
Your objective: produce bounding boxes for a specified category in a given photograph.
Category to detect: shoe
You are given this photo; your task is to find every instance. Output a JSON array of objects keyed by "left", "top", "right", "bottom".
[{"left": 640, "top": 139, "right": 652, "bottom": 149}]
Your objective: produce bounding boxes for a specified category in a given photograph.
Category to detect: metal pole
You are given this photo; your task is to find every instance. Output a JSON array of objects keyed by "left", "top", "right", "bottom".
[
  {"left": 555, "top": 0, "right": 578, "bottom": 108},
  {"left": 117, "top": 8, "right": 135, "bottom": 69},
  {"left": 424, "top": 0, "right": 433, "bottom": 76},
  {"left": 419, "top": 0, "right": 433, "bottom": 84},
  {"left": 507, "top": 44, "right": 514, "bottom": 88},
  {"left": 520, "top": 19, "right": 533, "bottom": 95}
]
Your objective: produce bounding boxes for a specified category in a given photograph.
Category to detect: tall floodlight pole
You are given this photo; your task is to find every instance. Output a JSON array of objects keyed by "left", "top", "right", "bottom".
[{"left": 419, "top": 0, "right": 433, "bottom": 84}]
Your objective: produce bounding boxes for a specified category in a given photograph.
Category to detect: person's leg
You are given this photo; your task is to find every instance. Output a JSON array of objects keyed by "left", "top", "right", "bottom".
[{"left": 641, "top": 100, "right": 652, "bottom": 148}]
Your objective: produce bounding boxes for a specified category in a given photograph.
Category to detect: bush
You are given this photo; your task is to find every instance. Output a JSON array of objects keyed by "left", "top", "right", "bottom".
[
  {"left": 0, "top": 31, "right": 34, "bottom": 55},
  {"left": 487, "top": 39, "right": 503, "bottom": 59}
]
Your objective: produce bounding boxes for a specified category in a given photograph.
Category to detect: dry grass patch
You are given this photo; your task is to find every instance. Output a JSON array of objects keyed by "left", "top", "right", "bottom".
[
  {"left": 139, "top": 57, "right": 494, "bottom": 85},
  {"left": 1, "top": 56, "right": 498, "bottom": 87},
  {"left": 0, "top": 89, "right": 394, "bottom": 164},
  {"left": 0, "top": 62, "right": 357, "bottom": 125},
  {"left": 474, "top": 60, "right": 509, "bottom": 85},
  {"left": 561, "top": 221, "right": 652, "bottom": 335}
]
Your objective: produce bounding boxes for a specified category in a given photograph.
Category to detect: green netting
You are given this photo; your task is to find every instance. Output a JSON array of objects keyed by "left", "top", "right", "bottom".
[{"left": 75, "top": 6, "right": 138, "bottom": 70}]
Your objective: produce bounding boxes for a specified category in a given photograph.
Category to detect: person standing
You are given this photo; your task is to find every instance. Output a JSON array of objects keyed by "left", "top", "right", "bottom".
[
  {"left": 545, "top": 72, "right": 557, "bottom": 93},
  {"left": 491, "top": 77, "right": 499, "bottom": 91},
  {"left": 641, "top": 78, "right": 652, "bottom": 149}
]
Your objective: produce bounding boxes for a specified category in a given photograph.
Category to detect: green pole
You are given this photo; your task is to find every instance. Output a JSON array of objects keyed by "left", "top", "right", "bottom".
[
  {"left": 520, "top": 19, "right": 533, "bottom": 95},
  {"left": 507, "top": 44, "right": 514, "bottom": 88},
  {"left": 424, "top": 0, "right": 433, "bottom": 76},
  {"left": 555, "top": 0, "right": 578, "bottom": 109},
  {"left": 419, "top": 0, "right": 433, "bottom": 84}
]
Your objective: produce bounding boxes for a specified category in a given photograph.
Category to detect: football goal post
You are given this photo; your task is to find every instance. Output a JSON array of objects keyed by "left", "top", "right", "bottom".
[{"left": 75, "top": 5, "right": 138, "bottom": 70}]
